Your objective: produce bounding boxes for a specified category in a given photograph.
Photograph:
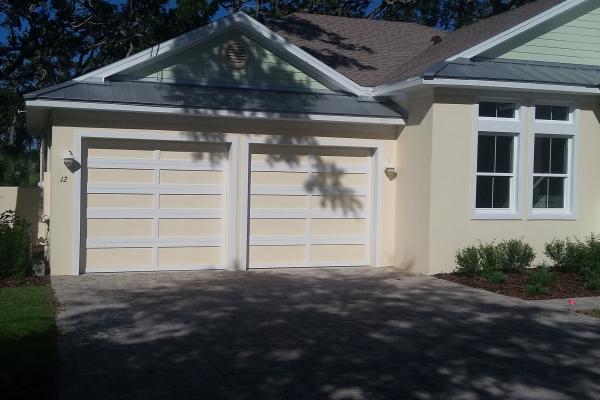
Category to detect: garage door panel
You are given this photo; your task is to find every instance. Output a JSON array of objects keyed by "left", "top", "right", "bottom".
[
  {"left": 158, "top": 247, "right": 222, "bottom": 267},
  {"left": 88, "top": 168, "right": 154, "bottom": 184},
  {"left": 311, "top": 219, "right": 366, "bottom": 235},
  {"left": 88, "top": 147, "right": 155, "bottom": 159},
  {"left": 83, "top": 139, "right": 228, "bottom": 272},
  {"left": 87, "top": 194, "right": 154, "bottom": 208},
  {"left": 159, "top": 170, "right": 223, "bottom": 184},
  {"left": 311, "top": 195, "right": 367, "bottom": 211},
  {"left": 249, "top": 245, "right": 305, "bottom": 266},
  {"left": 87, "top": 248, "right": 153, "bottom": 270},
  {"left": 159, "top": 219, "right": 222, "bottom": 236},
  {"left": 251, "top": 171, "right": 308, "bottom": 186},
  {"left": 87, "top": 219, "right": 153, "bottom": 238},
  {"left": 250, "top": 219, "right": 306, "bottom": 235},
  {"left": 310, "top": 172, "right": 368, "bottom": 187},
  {"left": 310, "top": 245, "right": 366, "bottom": 264},
  {"left": 159, "top": 194, "right": 222, "bottom": 208},
  {"left": 251, "top": 195, "right": 306, "bottom": 208}
]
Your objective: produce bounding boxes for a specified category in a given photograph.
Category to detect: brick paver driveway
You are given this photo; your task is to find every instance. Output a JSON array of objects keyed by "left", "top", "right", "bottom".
[{"left": 52, "top": 268, "right": 600, "bottom": 400}]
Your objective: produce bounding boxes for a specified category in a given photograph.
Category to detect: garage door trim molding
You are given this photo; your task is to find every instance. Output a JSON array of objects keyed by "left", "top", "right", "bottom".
[
  {"left": 240, "top": 136, "right": 384, "bottom": 269},
  {"left": 72, "top": 130, "right": 239, "bottom": 275}
]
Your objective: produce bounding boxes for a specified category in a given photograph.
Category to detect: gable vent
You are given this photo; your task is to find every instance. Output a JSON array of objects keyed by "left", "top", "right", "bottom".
[{"left": 224, "top": 40, "right": 249, "bottom": 70}]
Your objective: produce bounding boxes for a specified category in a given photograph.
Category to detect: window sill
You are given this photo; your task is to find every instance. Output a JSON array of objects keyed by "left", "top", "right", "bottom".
[
  {"left": 470, "top": 210, "right": 523, "bottom": 220},
  {"left": 528, "top": 211, "right": 576, "bottom": 221}
]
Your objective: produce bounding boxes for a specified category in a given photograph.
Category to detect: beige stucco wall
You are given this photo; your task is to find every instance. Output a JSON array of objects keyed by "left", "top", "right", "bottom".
[
  {"left": 45, "top": 114, "right": 398, "bottom": 275},
  {"left": 0, "top": 186, "right": 43, "bottom": 239},
  {"left": 393, "top": 93, "right": 434, "bottom": 274},
  {"left": 427, "top": 91, "right": 600, "bottom": 274}
]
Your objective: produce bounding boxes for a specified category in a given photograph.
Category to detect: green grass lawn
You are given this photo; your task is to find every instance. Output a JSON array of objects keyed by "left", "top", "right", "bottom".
[
  {"left": 0, "top": 285, "right": 56, "bottom": 400},
  {"left": 579, "top": 309, "right": 600, "bottom": 318}
]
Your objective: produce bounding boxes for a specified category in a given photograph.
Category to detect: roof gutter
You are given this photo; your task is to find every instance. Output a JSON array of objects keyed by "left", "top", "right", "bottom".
[
  {"left": 25, "top": 99, "right": 405, "bottom": 126},
  {"left": 423, "top": 78, "right": 600, "bottom": 95}
]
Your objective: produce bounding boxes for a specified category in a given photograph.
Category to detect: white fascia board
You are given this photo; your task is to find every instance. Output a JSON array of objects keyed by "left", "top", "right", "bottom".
[
  {"left": 25, "top": 100, "right": 405, "bottom": 126},
  {"left": 447, "top": 0, "right": 588, "bottom": 61},
  {"left": 232, "top": 13, "right": 371, "bottom": 96},
  {"left": 371, "top": 77, "right": 424, "bottom": 97},
  {"left": 424, "top": 78, "right": 600, "bottom": 95},
  {"left": 73, "top": 12, "right": 370, "bottom": 96},
  {"left": 74, "top": 13, "right": 240, "bottom": 82}
]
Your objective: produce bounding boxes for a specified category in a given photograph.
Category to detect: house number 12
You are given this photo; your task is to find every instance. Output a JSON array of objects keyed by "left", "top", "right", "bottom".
[{"left": 60, "top": 176, "right": 68, "bottom": 183}]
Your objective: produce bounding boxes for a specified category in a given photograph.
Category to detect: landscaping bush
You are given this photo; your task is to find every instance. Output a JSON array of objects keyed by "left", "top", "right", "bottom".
[
  {"left": 0, "top": 210, "right": 32, "bottom": 278},
  {"left": 526, "top": 267, "right": 553, "bottom": 296},
  {"left": 455, "top": 245, "right": 481, "bottom": 276},
  {"left": 545, "top": 234, "right": 600, "bottom": 289},
  {"left": 544, "top": 238, "right": 586, "bottom": 273},
  {"left": 482, "top": 270, "right": 506, "bottom": 284},
  {"left": 478, "top": 242, "right": 500, "bottom": 274},
  {"left": 455, "top": 239, "right": 536, "bottom": 280},
  {"left": 497, "top": 239, "right": 535, "bottom": 273}
]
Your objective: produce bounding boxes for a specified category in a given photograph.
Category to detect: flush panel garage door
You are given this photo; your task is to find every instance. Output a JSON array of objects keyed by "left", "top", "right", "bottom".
[
  {"left": 82, "top": 139, "right": 227, "bottom": 273},
  {"left": 248, "top": 145, "right": 372, "bottom": 268}
]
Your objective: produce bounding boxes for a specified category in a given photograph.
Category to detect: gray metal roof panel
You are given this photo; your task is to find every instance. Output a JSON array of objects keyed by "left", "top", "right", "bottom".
[
  {"left": 27, "top": 81, "right": 403, "bottom": 119},
  {"left": 429, "top": 58, "right": 600, "bottom": 87}
]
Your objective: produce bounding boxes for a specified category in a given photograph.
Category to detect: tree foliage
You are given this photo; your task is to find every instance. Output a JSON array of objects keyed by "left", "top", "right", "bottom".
[{"left": 1, "top": 0, "right": 536, "bottom": 185}]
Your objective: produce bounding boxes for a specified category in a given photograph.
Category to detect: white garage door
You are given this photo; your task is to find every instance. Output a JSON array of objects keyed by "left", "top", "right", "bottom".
[
  {"left": 248, "top": 145, "right": 373, "bottom": 268},
  {"left": 82, "top": 139, "right": 228, "bottom": 272}
]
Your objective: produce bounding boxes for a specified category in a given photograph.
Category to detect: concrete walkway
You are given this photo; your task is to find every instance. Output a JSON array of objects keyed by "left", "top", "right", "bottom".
[
  {"left": 52, "top": 268, "right": 600, "bottom": 400},
  {"left": 534, "top": 296, "right": 600, "bottom": 312}
]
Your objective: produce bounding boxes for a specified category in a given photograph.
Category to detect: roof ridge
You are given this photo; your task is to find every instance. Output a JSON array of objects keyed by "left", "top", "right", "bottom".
[{"left": 285, "top": 12, "right": 445, "bottom": 31}]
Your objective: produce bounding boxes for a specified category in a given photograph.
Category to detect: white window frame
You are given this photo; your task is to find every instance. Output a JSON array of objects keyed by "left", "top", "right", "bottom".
[
  {"left": 471, "top": 98, "right": 524, "bottom": 219},
  {"left": 529, "top": 102, "right": 577, "bottom": 220}
]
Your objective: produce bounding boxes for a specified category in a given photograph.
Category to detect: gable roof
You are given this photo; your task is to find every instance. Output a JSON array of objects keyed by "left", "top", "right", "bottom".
[
  {"left": 269, "top": 0, "right": 566, "bottom": 87},
  {"left": 268, "top": 13, "right": 444, "bottom": 87},
  {"left": 71, "top": 11, "right": 371, "bottom": 96}
]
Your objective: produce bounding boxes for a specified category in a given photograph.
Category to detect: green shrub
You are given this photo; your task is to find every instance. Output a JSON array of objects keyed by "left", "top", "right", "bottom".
[
  {"left": 526, "top": 267, "right": 553, "bottom": 295},
  {"left": 497, "top": 239, "right": 535, "bottom": 273},
  {"left": 455, "top": 246, "right": 481, "bottom": 276},
  {"left": 455, "top": 239, "right": 536, "bottom": 277},
  {"left": 0, "top": 211, "right": 32, "bottom": 278},
  {"left": 545, "top": 234, "right": 600, "bottom": 288},
  {"left": 483, "top": 270, "right": 506, "bottom": 284},
  {"left": 478, "top": 242, "right": 499, "bottom": 274},
  {"left": 544, "top": 238, "right": 586, "bottom": 273}
]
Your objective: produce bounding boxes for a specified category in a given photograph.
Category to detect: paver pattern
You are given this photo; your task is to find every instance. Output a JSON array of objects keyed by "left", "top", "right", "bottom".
[{"left": 52, "top": 268, "right": 600, "bottom": 400}]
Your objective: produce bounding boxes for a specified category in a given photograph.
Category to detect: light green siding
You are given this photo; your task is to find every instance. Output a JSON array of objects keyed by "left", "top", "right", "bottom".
[
  {"left": 490, "top": 5, "right": 600, "bottom": 66},
  {"left": 116, "top": 31, "right": 327, "bottom": 91}
]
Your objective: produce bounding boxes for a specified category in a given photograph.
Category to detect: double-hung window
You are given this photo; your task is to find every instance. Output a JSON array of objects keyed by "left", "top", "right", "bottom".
[
  {"left": 473, "top": 100, "right": 521, "bottom": 218},
  {"left": 530, "top": 104, "right": 575, "bottom": 218}
]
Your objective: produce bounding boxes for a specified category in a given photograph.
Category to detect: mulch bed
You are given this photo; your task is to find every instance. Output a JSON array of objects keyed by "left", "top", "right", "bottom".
[
  {"left": 1, "top": 276, "right": 50, "bottom": 288},
  {"left": 435, "top": 270, "right": 600, "bottom": 300}
]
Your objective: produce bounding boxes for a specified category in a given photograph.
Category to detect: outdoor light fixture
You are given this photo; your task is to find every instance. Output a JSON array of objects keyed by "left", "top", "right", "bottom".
[
  {"left": 63, "top": 151, "right": 78, "bottom": 169},
  {"left": 384, "top": 159, "right": 397, "bottom": 179}
]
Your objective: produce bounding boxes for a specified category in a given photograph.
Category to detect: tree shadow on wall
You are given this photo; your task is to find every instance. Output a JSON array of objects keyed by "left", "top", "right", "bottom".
[{"left": 140, "top": 24, "right": 372, "bottom": 217}]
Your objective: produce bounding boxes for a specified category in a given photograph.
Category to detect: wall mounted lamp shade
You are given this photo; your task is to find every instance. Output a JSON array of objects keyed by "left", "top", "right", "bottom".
[
  {"left": 384, "top": 159, "right": 397, "bottom": 180},
  {"left": 63, "top": 151, "right": 78, "bottom": 169}
]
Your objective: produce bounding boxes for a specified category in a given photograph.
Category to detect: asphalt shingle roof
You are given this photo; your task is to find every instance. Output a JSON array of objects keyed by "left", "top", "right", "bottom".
[{"left": 270, "top": 0, "right": 565, "bottom": 86}]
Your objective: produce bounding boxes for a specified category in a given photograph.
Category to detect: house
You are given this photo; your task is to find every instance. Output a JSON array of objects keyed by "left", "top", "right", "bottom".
[{"left": 25, "top": 0, "right": 600, "bottom": 275}]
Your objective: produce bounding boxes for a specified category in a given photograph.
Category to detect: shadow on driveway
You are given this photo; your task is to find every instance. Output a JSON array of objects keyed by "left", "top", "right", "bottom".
[{"left": 52, "top": 268, "right": 600, "bottom": 400}]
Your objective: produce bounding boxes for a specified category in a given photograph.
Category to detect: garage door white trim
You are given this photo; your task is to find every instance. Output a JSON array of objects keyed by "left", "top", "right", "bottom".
[
  {"left": 239, "top": 136, "right": 384, "bottom": 269},
  {"left": 72, "top": 130, "right": 239, "bottom": 274}
]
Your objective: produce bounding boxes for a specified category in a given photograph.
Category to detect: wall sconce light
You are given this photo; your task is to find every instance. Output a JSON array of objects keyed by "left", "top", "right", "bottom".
[
  {"left": 384, "top": 159, "right": 397, "bottom": 180},
  {"left": 63, "top": 151, "right": 79, "bottom": 170}
]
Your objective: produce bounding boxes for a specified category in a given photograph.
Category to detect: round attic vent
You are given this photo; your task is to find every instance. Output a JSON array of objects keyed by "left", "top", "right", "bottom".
[{"left": 224, "top": 40, "right": 248, "bottom": 70}]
